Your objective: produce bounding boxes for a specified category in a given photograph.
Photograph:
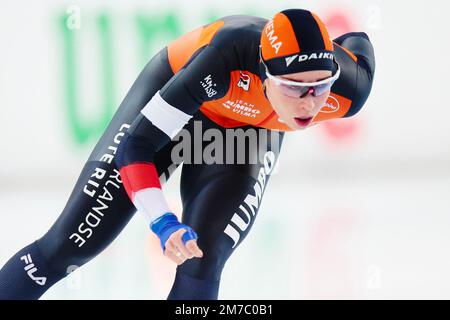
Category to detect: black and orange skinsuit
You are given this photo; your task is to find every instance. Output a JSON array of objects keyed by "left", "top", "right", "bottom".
[{"left": 0, "top": 15, "right": 375, "bottom": 300}]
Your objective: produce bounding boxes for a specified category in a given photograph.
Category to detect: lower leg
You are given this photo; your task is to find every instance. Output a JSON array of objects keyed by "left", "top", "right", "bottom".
[
  {"left": 0, "top": 240, "right": 66, "bottom": 300},
  {"left": 167, "top": 270, "right": 221, "bottom": 300}
]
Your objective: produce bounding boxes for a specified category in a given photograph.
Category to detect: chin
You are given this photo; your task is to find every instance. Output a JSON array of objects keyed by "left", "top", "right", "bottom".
[{"left": 287, "top": 121, "right": 304, "bottom": 131}]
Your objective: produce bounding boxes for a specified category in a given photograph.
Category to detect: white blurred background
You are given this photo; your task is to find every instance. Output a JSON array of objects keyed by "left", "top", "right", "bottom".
[{"left": 1, "top": 0, "right": 450, "bottom": 299}]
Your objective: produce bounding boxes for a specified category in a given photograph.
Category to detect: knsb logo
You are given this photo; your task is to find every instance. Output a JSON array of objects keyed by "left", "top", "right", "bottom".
[
  {"left": 200, "top": 74, "right": 218, "bottom": 98},
  {"left": 21, "top": 254, "right": 47, "bottom": 286},
  {"left": 320, "top": 95, "right": 340, "bottom": 113},
  {"left": 237, "top": 72, "right": 251, "bottom": 91},
  {"left": 285, "top": 52, "right": 334, "bottom": 67}
]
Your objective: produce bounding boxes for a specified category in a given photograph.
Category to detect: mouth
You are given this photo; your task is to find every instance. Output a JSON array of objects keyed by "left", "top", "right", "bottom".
[{"left": 294, "top": 116, "right": 314, "bottom": 128}]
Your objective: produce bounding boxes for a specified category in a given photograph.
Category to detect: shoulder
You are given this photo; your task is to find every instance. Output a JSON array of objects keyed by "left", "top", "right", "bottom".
[
  {"left": 210, "top": 15, "right": 267, "bottom": 47},
  {"left": 209, "top": 15, "right": 267, "bottom": 72}
]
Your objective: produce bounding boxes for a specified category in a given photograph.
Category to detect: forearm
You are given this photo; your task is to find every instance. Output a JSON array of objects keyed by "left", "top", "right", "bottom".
[
  {"left": 114, "top": 92, "right": 192, "bottom": 225},
  {"left": 114, "top": 108, "right": 200, "bottom": 253},
  {"left": 115, "top": 135, "right": 171, "bottom": 227}
]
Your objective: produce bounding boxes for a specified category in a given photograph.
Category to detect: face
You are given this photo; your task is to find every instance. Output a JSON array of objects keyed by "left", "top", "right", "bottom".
[{"left": 265, "top": 70, "right": 332, "bottom": 130}]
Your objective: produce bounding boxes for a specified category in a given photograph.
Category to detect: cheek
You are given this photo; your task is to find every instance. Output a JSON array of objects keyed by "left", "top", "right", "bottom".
[
  {"left": 268, "top": 85, "right": 284, "bottom": 103},
  {"left": 267, "top": 86, "right": 288, "bottom": 110},
  {"left": 271, "top": 87, "right": 298, "bottom": 107}
]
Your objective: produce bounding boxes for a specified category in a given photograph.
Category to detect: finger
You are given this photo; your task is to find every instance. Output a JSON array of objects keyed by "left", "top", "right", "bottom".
[
  {"left": 172, "top": 251, "right": 186, "bottom": 265},
  {"left": 173, "top": 229, "right": 194, "bottom": 259},
  {"left": 166, "top": 250, "right": 184, "bottom": 265},
  {"left": 165, "top": 241, "right": 186, "bottom": 263},
  {"left": 165, "top": 239, "right": 177, "bottom": 254},
  {"left": 186, "top": 240, "right": 203, "bottom": 258},
  {"left": 164, "top": 247, "right": 185, "bottom": 264}
]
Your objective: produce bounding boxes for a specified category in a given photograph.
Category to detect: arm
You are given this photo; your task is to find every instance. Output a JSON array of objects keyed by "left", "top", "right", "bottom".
[{"left": 115, "top": 45, "right": 230, "bottom": 256}]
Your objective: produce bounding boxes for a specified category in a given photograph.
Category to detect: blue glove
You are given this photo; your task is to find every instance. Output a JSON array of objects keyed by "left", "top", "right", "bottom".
[{"left": 150, "top": 212, "right": 198, "bottom": 252}]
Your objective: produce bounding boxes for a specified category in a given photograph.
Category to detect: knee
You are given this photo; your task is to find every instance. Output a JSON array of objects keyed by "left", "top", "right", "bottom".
[
  {"left": 36, "top": 232, "right": 89, "bottom": 276},
  {"left": 178, "top": 245, "right": 227, "bottom": 281}
]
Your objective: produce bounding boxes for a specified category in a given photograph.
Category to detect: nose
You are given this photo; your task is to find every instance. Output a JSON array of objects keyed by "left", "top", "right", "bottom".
[{"left": 298, "top": 94, "right": 315, "bottom": 112}]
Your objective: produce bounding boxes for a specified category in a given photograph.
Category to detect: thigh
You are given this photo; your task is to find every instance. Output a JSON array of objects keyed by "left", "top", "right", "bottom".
[
  {"left": 39, "top": 139, "right": 181, "bottom": 273},
  {"left": 38, "top": 50, "right": 177, "bottom": 271},
  {"left": 177, "top": 117, "right": 284, "bottom": 280}
]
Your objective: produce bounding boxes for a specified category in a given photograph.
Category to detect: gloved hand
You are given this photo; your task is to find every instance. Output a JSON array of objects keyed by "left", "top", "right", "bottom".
[{"left": 150, "top": 212, "right": 203, "bottom": 265}]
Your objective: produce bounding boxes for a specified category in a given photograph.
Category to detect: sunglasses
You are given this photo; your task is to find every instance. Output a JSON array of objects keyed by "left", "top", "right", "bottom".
[{"left": 260, "top": 51, "right": 341, "bottom": 99}]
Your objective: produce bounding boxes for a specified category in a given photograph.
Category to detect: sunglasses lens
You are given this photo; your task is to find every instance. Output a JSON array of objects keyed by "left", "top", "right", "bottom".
[
  {"left": 269, "top": 72, "right": 337, "bottom": 98},
  {"left": 277, "top": 84, "right": 310, "bottom": 98},
  {"left": 312, "top": 82, "right": 333, "bottom": 97}
]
